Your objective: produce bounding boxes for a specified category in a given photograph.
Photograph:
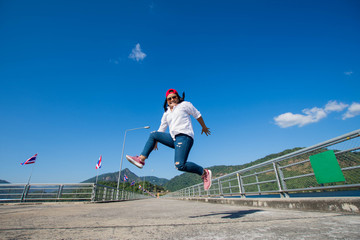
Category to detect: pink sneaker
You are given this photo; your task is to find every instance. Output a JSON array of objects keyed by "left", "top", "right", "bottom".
[
  {"left": 126, "top": 155, "right": 145, "bottom": 169},
  {"left": 202, "top": 169, "right": 212, "bottom": 190}
]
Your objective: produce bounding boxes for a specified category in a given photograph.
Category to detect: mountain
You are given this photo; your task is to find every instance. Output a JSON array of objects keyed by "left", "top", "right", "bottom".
[
  {"left": 0, "top": 179, "right": 10, "bottom": 184},
  {"left": 164, "top": 147, "right": 303, "bottom": 191},
  {"left": 83, "top": 147, "right": 327, "bottom": 192},
  {"left": 143, "top": 176, "right": 169, "bottom": 186},
  {"left": 82, "top": 168, "right": 169, "bottom": 186}
]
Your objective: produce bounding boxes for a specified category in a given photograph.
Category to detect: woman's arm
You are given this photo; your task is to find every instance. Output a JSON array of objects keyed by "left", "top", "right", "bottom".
[
  {"left": 184, "top": 101, "right": 210, "bottom": 136},
  {"left": 197, "top": 116, "right": 211, "bottom": 136}
]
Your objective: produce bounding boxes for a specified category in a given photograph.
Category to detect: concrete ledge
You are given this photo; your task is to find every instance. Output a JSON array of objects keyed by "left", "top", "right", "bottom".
[{"left": 178, "top": 197, "right": 360, "bottom": 214}]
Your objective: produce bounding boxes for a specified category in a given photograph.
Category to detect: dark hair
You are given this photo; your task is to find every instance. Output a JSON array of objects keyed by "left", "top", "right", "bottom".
[{"left": 163, "top": 91, "right": 185, "bottom": 112}]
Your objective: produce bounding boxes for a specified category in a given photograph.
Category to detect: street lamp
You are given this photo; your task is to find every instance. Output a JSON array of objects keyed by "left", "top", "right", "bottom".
[{"left": 116, "top": 126, "right": 150, "bottom": 200}]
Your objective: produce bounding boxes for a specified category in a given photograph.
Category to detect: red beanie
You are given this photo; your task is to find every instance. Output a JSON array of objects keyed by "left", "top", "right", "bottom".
[{"left": 166, "top": 89, "right": 178, "bottom": 97}]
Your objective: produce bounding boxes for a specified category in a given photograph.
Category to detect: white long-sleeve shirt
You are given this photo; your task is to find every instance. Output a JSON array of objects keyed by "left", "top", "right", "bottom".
[{"left": 158, "top": 101, "right": 201, "bottom": 140}]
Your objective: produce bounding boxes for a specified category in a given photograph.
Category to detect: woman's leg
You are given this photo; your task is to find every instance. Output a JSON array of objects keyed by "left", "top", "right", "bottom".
[
  {"left": 174, "top": 135, "right": 204, "bottom": 176},
  {"left": 140, "top": 131, "right": 174, "bottom": 159}
]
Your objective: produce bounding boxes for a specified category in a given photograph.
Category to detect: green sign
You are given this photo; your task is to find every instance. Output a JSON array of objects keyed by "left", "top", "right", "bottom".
[{"left": 309, "top": 150, "right": 345, "bottom": 184}]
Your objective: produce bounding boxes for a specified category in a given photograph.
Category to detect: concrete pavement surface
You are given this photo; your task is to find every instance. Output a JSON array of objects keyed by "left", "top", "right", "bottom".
[{"left": 1, "top": 198, "right": 360, "bottom": 240}]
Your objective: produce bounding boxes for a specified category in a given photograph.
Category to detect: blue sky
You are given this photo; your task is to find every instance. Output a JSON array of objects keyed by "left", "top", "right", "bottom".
[{"left": 1, "top": 0, "right": 359, "bottom": 183}]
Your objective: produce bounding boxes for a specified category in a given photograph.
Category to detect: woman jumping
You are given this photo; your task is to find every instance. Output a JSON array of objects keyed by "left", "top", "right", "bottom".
[{"left": 126, "top": 89, "right": 212, "bottom": 190}]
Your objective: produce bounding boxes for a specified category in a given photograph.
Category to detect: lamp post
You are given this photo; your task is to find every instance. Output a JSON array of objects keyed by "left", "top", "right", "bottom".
[{"left": 116, "top": 126, "right": 150, "bottom": 200}]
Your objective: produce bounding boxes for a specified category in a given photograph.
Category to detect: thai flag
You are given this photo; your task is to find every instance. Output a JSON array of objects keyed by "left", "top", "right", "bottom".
[
  {"left": 131, "top": 180, "right": 135, "bottom": 186},
  {"left": 21, "top": 154, "right": 37, "bottom": 165},
  {"left": 124, "top": 175, "right": 128, "bottom": 182},
  {"left": 96, "top": 155, "right": 102, "bottom": 169}
]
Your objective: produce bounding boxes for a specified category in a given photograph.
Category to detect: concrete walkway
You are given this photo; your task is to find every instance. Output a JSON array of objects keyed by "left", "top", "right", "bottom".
[{"left": 1, "top": 198, "right": 360, "bottom": 240}]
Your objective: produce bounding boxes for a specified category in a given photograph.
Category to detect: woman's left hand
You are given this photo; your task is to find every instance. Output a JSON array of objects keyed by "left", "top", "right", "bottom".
[
  {"left": 201, "top": 127, "right": 211, "bottom": 136},
  {"left": 197, "top": 117, "right": 211, "bottom": 136}
]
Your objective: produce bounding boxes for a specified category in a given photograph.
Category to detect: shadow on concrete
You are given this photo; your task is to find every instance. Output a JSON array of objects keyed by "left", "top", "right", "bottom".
[{"left": 189, "top": 209, "right": 262, "bottom": 219}]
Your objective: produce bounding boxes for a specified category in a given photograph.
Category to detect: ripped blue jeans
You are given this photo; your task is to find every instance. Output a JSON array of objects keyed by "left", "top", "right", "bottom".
[{"left": 141, "top": 131, "right": 204, "bottom": 176}]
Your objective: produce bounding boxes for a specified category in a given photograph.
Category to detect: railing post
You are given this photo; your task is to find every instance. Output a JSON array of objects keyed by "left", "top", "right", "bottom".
[
  {"left": 255, "top": 172, "right": 261, "bottom": 194},
  {"left": 21, "top": 184, "right": 30, "bottom": 202},
  {"left": 277, "top": 163, "right": 288, "bottom": 192},
  {"left": 273, "top": 162, "right": 289, "bottom": 198},
  {"left": 57, "top": 184, "right": 64, "bottom": 200},
  {"left": 102, "top": 187, "right": 107, "bottom": 201},
  {"left": 237, "top": 173, "right": 246, "bottom": 198},
  {"left": 218, "top": 179, "right": 224, "bottom": 197}
]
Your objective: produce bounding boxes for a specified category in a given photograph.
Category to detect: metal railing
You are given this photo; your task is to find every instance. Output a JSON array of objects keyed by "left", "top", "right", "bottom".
[
  {"left": 0, "top": 183, "right": 151, "bottom": 203},
  {"left": 93, "top": 184, "right": 150, "bottom": 202},
  {"left": 166, "top": 129, "right": 360, "bottom": 199}
]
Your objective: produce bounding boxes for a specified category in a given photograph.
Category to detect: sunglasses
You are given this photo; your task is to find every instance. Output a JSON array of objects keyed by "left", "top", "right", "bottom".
[{"left": 167, "top": 96, "right": 178, "bottom": 101}]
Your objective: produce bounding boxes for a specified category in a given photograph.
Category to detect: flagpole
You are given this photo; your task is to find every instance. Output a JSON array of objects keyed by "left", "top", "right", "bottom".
[
  {"left": 20, "top": 153, "right": 38, "bottom": 202},
  {"left": 27, "top": 162, "right": 36, "bottom": 185},
  {"left": 95, "top": 170, "right": 99, "bottom": 184}
]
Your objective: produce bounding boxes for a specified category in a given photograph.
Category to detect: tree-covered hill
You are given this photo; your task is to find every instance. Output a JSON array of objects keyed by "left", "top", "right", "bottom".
[
  {"left": 164, "top": 147, "right": 303, "bottom": 191},
  {"left": 82, "top": 168, "right": 169, "bottom": 186}
]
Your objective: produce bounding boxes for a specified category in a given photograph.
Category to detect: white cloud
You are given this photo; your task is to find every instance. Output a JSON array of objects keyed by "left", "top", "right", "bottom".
[
  {"left": 343, "top": 102, "right": 360, "bottom": 120},
  {"left": 129, "top": 43, "right": 147, "bottom": 62},
  {"left": 324, "top": 100, "right": 348, "bottom": 112},
  {"left": 344, "top": 71, "right": 353, "bottom": 76},
  {"left": 274, "top": 107, "right": 327, "bottom": 128},
  {"left": 274, "top": 100, "right": 354, "bottom": 128}
]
